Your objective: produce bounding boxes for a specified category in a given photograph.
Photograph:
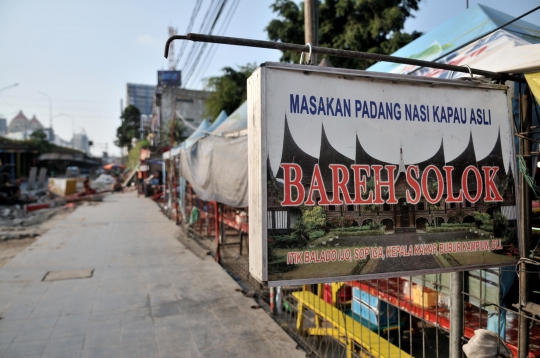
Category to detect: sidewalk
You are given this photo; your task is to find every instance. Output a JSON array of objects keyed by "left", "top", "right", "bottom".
[{"left": 0, "top": 192, "right": 305, "bottom": 358}]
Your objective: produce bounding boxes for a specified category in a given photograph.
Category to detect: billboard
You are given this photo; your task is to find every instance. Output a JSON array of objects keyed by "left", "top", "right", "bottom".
[
  {"left": 248, "top": 63, "right": 519, "bottom": 286},
  {"left": 158, "top": 70, "right": 181, "bottom": 87}
]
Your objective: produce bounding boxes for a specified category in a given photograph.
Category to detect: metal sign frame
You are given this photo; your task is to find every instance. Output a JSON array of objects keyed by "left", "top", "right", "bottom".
[{"left": 248, "top": 62, "right": 520, "bottom": 286}]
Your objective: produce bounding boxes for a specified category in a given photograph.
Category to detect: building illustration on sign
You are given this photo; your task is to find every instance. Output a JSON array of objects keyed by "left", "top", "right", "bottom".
[
  {"left": 271, "top": 116, "right": 514, "bottom": 232},
  {"left": 248, "top": 63, "right": 519, "bottom": 285}
]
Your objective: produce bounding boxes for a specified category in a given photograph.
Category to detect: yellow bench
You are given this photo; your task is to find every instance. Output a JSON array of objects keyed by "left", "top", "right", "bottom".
[{"left": 293, "top": 291, "right": 412, "bottom": 358}]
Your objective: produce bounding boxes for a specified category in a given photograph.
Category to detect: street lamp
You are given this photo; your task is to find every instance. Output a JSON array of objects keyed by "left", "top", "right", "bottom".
[
  {"left": 0, "top": 83, "right": 18, "bottom": 94},
  {"left": 36, "top": 91, "right": 52, "bottom": 130}
]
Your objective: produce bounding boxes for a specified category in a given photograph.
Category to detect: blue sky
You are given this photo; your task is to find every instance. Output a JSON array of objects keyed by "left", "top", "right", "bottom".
[{"left": 0, "top": 0, "right": 538, "bottom": 157}]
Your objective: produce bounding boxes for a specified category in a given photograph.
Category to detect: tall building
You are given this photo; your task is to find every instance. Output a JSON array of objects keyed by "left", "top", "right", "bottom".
[
  {"left": 72, "top": 133, "right": 90, "bottom": 153},
  {"left": 126, "top": 84, "right": 155, "bottom": 116},
  {"left": 0, "top": 117, "right": 6, "bottom": 136}
]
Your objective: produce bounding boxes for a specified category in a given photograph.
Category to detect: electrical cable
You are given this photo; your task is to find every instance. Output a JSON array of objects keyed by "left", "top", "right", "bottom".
[
  {"left": 181, "top": 0, "right": 228, "bottom": 83},
  {"left": 182, "top": 0, "right": 229, "bottom": 86},
  {"left": 186, "top": 0, "right": 241, "bottom": 88},
  {"left": 175, "top": 0, "right": 204, "bottom": 69},
  {"left": 180, "top": 0, "right": 219, "bottom": 71}
]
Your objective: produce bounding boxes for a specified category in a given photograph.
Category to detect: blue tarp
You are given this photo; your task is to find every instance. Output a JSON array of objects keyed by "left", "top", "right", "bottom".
[
  {"left": 206, "top": 110, "right": 228, "bottom": 133},
  {"left": 368, "top": 4, "right": 540, "bottom": 74},
  {"left": 211, "top": 101, "right": 247, "bottom": 135}
]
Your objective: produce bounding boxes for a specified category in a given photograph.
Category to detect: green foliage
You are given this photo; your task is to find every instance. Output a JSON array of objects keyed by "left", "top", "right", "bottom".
[
  {"left": 160, "top": 118, "right": 186, "bottom": 147},
  {"left": 30, "top": 129, "right": 47, "bottom": 142},
  {"left": 447, "top": 208, "right": 466, "bottom": 223},
  {"left": 115, "top": 105, "right": 141, "bottom": 150},
  {"left": 474, "top": 211, "right": 492, "bottom": 226},
  {"left": 492, "top": 212, "right": 507, "bottom": 237},
  {"left": 291, "top": 220, "right": 311, "bottom": 249},
  {"left": 440, "top": 223, "right": 475, "bottom": 228},
  {"left": 427, "top": 226, "right": 474, "bottom": 233},
  {"left": 271, "top": 235, "right": 302, "bottom": 248},
  {"left": 329, "top": 228, "right": 383, "bottom": 237},
  {"left": 308, "top": 229, "right": 325, "bottom": 239},
  {"left": 204, "top": 63, "right": 257, "bottom": 120},
  {"left": 332, "top": 225, "right": 375, "bottom": 232},
  {"left": 302, "top": 206, "right": 327, "bottom": 230},
  {"left": 327, "top": 216, "right": 356, "bottom": 228},
  {"left": 266, "top": 0, "right": 422, "bottom": 69},
  {"left": 29, "top": 129, "right": 52, "bottom": 153},
  {"left": 479, "top": 224, "right": 494, "bottom": 233}
]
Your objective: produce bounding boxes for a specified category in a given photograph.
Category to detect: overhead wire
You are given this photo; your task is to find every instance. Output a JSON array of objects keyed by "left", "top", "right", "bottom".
[
  {"left": 174, "top": 0, "right": 204, "bottom": 69},
  {"left": 182, "top": 0, "right": 229, "bottom": 85},
  {"left": 180, "top": 0, "right": 219, "bottom": 71},
  {"left": 186, "top": 0, "right": 241, "bottom": 88}
]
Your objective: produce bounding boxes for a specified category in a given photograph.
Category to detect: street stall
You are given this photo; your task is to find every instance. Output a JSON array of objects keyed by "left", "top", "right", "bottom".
[{"left": 161, "top": 4, "right": 540, "bottom": 357}]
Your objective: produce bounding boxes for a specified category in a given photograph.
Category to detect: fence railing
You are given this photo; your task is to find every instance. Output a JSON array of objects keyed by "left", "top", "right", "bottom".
[{"left": 175, "top": 185, "right": 540, "bottom": 358}]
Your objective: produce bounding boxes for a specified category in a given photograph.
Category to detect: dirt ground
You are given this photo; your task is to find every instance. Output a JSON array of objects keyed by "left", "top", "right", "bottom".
[
  {"left": 0, "top": 238, "right": 36, "bottom": 268},
  {"left": 0, "top": 207, "right": 75, "bottom": 268}
]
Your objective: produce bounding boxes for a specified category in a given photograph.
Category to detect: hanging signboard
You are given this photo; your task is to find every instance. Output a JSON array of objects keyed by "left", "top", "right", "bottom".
[{"left": 248, "top": 62, "right": 519, "bottom": 286}]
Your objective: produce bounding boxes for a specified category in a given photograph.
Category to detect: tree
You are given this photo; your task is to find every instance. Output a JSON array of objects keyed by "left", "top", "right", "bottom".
[
  {"left": 160, "top": 119, "right": 186, "bottom": 148},
  {"left": 115, "top": 105, "right": 141, "bottom": 150},
  {"left": 29, "top": 129, "right": 52, "bottom": 153},
  {"left": 302, "top": 206, "right": 327, "bottom": 231},
  {"left": 266, "top": 0, "right": 422, "bottom": 70},
  {"left": 204, "top": 63, "right": 258, "bottom": 120},
  {"left": 29, "top": 129, "right": 47, "bottom": 142}
]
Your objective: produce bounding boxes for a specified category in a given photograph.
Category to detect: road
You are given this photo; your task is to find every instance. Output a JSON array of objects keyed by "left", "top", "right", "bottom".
[{"left": 0, "top": 192, "right": 304, "bottom": 358}]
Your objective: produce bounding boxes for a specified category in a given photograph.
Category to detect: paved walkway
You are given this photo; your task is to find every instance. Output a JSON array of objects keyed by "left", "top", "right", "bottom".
[{"left": 0, "top": 192, "right": 304, "bottom": 358}]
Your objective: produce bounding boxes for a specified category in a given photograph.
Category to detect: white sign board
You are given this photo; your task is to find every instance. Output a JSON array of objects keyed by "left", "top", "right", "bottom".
[{"left": 248, "top": 62, "right": 519, "bottom": 286}]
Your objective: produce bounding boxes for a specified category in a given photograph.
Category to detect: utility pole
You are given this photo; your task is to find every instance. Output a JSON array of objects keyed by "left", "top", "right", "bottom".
[
  {"left": 518, "top": 87, "right": 532, "bottom": 358},
  {"left": 304, "top": 0, "right": 319, "bottom": 65}
]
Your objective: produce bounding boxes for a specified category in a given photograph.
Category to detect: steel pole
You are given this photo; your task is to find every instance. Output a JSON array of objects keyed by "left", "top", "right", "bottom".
[
  {"left": 164, "top": 34, "right": 526, "bottom": 83},
  {"left": 0, "top": 83, "right": 18, "bottom": 95},
  {"left": 518, "top": 87, "right": 532, "bottom": 358},
  {"left": 450, "top": 271, "right": 464, "bottom": 358},
  {"left": 304, "top": 0, "right": 318, "bottom": 65}
]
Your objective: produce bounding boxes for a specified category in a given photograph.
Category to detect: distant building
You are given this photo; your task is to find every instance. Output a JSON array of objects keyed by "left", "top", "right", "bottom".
[
  {"left": 158, "top": 87, "right": 211, "bottom": 137},
  {"left": 126, "top": 84, "right": 155, "bottom": 116},
  {"left": 8, "top": 111, "right": 30, "bottom": 133},
  {"left": 29, "top": 115, "right": 44, "bottom": 132},
  {"left": 72, "top": 133, "right": 90, "bottom": 153},
  {"left": 0, "top": 117, "right": 6, "bottom": 136}
]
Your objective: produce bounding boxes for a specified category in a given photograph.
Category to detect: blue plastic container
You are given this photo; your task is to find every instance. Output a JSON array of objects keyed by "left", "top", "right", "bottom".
[{"left": 352, "top": 287, "right": 399, "bottom": 327}]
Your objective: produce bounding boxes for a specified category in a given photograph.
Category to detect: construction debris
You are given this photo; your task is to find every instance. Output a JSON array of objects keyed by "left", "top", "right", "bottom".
[{"left": 0, "top": 205, "right": 71, "bottom": 241}]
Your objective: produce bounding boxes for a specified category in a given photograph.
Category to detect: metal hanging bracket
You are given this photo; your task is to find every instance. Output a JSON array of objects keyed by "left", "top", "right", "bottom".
[
  {"left": 164, "top": 33, "right": 526, "bottom": 83},
  {"left": 299, "top": 43, "right": 312, "bottom": 65}
]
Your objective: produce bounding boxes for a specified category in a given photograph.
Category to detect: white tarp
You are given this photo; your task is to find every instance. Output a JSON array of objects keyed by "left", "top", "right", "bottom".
[
  {"left": 486, "top": 43, "right": 540, "bottom": 74},
  {"left": 179, "top": 135, "right": 248, "bottom": 208}
]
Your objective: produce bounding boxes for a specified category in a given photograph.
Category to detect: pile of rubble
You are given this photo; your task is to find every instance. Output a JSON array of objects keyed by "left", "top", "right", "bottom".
[{"left": 0, "top": 205, "right": 71, "bottom": 240}]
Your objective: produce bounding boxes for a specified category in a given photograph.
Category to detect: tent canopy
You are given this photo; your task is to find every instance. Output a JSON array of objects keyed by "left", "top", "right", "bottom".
[
  {"left": 165, "top": 119, "right": 210, "bottom": 158},
  {"left": 178, "top": 101, "right": 249, "bottom": 207},
  {"left": 211, "top": 101, "right": 247, "bottom": 135},
  {"left": 206, "top": 110, "right": 228, "bottom": 133},
  {"left": 368, "top": 4, "right": 540, "bottom": 76}
]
